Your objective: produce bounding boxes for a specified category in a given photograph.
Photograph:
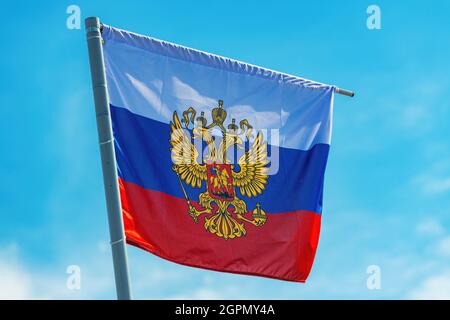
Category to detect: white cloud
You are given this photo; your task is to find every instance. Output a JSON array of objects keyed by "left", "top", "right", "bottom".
[
  {"left": 167, "top": 279, "right": 241, "bottom": 300},
  {"left": 0, "top": 246, "right": 32, "bottom": 299},
  {"left": 436, "top": 236, "right": 450, "bottom": 257},
  {"left": 413, "top": 175, "right": 450, "bottom": 195},
  {"left": 408, "top": 271, "right": 450, "bottom": 299},
  {"left": 400, "top": 105, "right": 430, "bottom": 130},
  {"left": 96, "top": 240, "right": 109, "bottom": 253},
  {"left": 416, "top": 219, "right": 445, "bottom": 236},
  {"left": 426, "top": 177, "right": 450, "bottom": 194},
  {"left": 0, "top": 244, "right": 114, "bottom": 300},
  {"left": 170, "top": 287, "right": 225, "bottom": 300}
]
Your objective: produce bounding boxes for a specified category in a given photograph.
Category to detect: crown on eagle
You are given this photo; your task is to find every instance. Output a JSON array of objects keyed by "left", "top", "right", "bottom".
[{"left": 182, "top": 99, "right": 253, "bottom": 138}]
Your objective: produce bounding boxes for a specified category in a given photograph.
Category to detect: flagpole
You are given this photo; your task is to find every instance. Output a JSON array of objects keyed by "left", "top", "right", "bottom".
[
  {"left": 335, "top": 87, "right": 355, "bottom": 97},
  {"left": 85, "top": 16, "right": 132, "bottom": 300}
]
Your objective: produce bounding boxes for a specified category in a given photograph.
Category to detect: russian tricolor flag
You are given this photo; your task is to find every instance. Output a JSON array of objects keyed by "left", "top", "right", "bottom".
[{"left": 102, "top": 25, "right": 335, "bottom": 282}]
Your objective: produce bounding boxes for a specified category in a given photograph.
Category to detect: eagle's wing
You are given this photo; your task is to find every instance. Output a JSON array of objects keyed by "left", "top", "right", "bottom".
[
  {"left": 232, "top": 132, "right": 269, "bottom": 197},
  {"left": 170, "top": 112, "right": 207, "bottom": 188}
]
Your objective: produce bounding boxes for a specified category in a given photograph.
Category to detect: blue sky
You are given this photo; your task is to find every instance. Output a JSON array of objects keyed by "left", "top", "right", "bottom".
[{"left": 1, "top": 0, "right": 450, "bottom": 299}]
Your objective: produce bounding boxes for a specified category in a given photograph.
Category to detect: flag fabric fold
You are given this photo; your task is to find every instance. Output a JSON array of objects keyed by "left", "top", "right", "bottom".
[{"left": 102, "top": 24, "right": 334, "bottom": 282}]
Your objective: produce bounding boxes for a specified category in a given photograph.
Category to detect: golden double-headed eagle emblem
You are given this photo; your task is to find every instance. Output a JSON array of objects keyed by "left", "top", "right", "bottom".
[{"left": 170, "top": 100, "right": 269, "bottom": 240}]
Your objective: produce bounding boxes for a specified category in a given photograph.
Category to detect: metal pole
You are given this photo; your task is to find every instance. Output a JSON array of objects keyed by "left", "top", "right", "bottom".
[
  {"left": 85, "top": 16, "right": 132, "bottom": 300},
  {"left": 335, "top": 87, "right": 355, "bottom": 97}
]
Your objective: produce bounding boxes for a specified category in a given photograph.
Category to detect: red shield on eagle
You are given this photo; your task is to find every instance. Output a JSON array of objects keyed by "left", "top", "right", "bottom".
[{"left": 206, "top": 163, "right": 235, "bottom": 201}]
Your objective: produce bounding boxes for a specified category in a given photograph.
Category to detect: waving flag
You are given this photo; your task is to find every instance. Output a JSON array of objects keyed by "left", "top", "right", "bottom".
[{"left": 102, "top": 25, "right": 334, "bottom": 282}]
